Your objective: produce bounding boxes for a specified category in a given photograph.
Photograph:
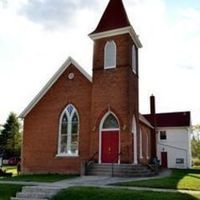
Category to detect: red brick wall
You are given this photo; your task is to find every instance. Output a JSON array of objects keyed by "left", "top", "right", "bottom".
[
  {"left": 22, "top": 64, "right": 92, "bottom": 174},
  {"left": 90, "top": 33, "right": 139, "bottom": 163}
]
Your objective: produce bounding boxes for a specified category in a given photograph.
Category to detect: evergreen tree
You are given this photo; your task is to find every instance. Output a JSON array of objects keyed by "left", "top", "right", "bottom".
[{"left": 1, "top": 113, "right": 22, "bottom": 158}]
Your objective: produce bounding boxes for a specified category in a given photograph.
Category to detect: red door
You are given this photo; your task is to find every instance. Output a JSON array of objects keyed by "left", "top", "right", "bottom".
[
  {"left": 102, "top": 131, "right": 119, "bottom": 163},
  {"left": 161, "top": 152, "right": 168, "bottom": 168}
]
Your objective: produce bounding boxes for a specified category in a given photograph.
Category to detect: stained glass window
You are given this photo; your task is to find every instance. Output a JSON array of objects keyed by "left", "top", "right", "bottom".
[
  {"left": 102, "top": 113, "right": 119, "bottom": 129},
  {"left": 59, "top": 104, "right": 79, "bottom": 156}
]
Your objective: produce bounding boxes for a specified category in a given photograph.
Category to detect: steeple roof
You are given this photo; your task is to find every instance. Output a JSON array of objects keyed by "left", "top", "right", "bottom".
[{"left": 91, "top": 0, "right": 131, "bottom": 34}]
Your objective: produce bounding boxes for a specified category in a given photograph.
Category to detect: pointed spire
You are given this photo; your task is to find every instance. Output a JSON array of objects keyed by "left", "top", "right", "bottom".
[{"left": 91, "top": 0, "right": 131, "bottom": 34}]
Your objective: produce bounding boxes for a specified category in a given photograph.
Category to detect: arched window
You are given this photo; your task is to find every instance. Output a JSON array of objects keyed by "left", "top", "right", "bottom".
[
  {"left": 102, "top": 113, "right": 119, "bottom": 129},
  {"left": 132, "top": 45, "right": 137, "bottom": 73},
  {"left": 58, "top": 104, "right": 79, "bottom": 156},
  {"left": 104, "top": 41, "right": 117, "bottom": 69}
]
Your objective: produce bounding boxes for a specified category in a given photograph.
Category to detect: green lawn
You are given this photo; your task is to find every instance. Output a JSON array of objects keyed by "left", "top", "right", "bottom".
[
  {"left": 1, "top": 173, "right": 79, "bottom": 182},
  {"left": 114, "top": 169, "right": 200, "bottom": 191},
  {"left": 1, "top": 165, "right": 79, "bottom": 182},
  {"left": 0, "top": 184, "right": 23, "bottom": 200},
  {"left": 51, "top": 187, "right": 200, "bottom": 200}
]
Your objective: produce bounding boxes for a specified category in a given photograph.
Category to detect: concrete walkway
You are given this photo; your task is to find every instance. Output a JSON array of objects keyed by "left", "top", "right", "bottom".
[
  {"left": 1, "top": 169, "right": 200, "bottom": 196},
  {"left": 0, "top": 169, "right": 171, "bottom": 186},
  {"left": 53, "top": 169, "right": 172, "bottom": 186}
]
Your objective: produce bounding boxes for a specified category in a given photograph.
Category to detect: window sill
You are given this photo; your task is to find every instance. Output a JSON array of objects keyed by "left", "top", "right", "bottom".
[
  {"left": 56, "top": 154, "right": 79, "bottom": 158},
  {"left": 104, "top": 66, "right": 116, "bottom": 69}
]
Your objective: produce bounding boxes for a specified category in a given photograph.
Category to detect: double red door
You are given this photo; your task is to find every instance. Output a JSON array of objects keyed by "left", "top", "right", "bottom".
[{"left": 101, "top": 131, "right": 119, "bottom": 163}]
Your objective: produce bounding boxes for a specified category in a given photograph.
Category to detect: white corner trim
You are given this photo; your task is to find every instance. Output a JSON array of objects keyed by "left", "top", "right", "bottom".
[
  {"left": 19, "top": 56, "right": 92, "bottom": 118},
  {"left": 89, "top": 26, "right": 142, "bottom": 48},
  {"left": 132, "top": 115, "right": 138, "bottom": 165}
]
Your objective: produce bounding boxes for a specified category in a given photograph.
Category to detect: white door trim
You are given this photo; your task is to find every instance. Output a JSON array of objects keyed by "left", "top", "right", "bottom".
[{"left": 99, "top": 111, "right": 120, "bottom": 164}]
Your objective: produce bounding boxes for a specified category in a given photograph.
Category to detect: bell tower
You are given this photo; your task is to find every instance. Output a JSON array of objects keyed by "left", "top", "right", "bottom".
[{"left": 89, "top": 0, "right": 142, "bottom": 164}]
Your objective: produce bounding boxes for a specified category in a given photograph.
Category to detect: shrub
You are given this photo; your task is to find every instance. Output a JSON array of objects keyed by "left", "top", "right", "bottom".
[{"left": 192, "top": 158, "right": 200, "bottom": 166}]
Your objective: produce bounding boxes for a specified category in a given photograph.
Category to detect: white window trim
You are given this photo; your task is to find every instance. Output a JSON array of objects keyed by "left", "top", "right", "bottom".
[
  {"left": 146, "top": 132, "right": 149, "bottom": 159},
  {"left": 104, "top": 41, "right": 117, "bottom": 69},
  {"left": 132, "top": 45, "right": 137, "bottom": 74},
  {"left": 132, "top": 115, "right": 138, "bottom": 164},
  {"left": 99, "top": 111, "right": 120, "bottom": 164},
  {"left": 140, "top": 129, "right": 143, "bottom": 159},
  {"left": 57, "top": 104, "right": 79, "bottom": 157}
]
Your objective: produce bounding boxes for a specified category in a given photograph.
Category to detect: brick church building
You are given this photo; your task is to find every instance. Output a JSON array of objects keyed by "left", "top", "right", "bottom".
[{"left": 20, "top": 0, "right": 191, "bottom": 174}]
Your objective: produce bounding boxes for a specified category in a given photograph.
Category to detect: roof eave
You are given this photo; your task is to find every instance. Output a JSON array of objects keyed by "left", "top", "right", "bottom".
[
  {"left": 139, "top": 114, "right": 154, "bottom": 129},
  {"left": 89, "top": 26, "right": 142, "bottom": 48},
  {"left": 19, "top": 57, "right": 92, "bottom": 119}
]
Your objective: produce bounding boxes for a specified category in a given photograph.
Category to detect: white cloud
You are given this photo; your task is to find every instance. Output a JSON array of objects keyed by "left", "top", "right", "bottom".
[
  {"left": 0, "top": 0, "right": 199, "bottom": 126},
  {"left": 18, "top": 0, "right": 101, "bottom": 29}
]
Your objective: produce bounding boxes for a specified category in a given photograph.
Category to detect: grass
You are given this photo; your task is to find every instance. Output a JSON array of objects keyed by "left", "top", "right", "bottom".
[
  {"left": 0, "top": 184, "right": 23, "bottom": 200},
  {"left": 1, "top": 165, "right": 79, "bottom": 182},
  {"left": 51, "top": 187, "right": 200, "bottom": 200},
  {"left": 114, "top": 169, "right": 200, "bottom": 191},
  {"left": 1, "top": 173, "right": 79, "bottom": 182}
]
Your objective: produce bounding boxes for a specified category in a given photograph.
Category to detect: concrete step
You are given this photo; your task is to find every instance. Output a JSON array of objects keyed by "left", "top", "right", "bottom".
[
  {"left": 16, "top": 192, "right": 55, "bottom": 199},
  {"left": 87, "top": 171, "right": 156, "bottom": 177},
  {"left": 11, "top": 186, "right": 61, "bottom": 200},
  {"left": 86, "top": 163, "right": 156, "bottom": 177},
  {"left": 22, "top": 186, "right": 60, "bottom": 193},
  {"left": 90, "top": 165, "right": 148, "bottom": 171},
  {"left": 90, "top": 167, "right": 150, "bottom": 172}
]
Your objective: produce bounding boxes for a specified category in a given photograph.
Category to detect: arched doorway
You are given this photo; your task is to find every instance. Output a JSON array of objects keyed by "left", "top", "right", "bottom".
[{"left": 99, "top": 112, "right": 120, "bottom": 163}]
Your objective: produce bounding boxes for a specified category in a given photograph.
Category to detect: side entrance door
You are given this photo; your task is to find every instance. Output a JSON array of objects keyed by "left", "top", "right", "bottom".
[
  {"left": 161, "top": 152, "right": 168, "bottom": 168},
  {"left": 102, "top": 131, "right": 119, "bottom": 163}
]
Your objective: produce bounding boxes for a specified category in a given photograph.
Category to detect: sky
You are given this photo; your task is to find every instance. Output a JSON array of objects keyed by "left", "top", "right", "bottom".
[{"left": 0, "top": 0, "right": 200, "bottom": 125}]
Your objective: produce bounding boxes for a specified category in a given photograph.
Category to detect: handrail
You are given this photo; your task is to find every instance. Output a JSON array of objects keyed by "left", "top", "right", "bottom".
[
  {"left": 111, "top": 152, "right": 122, "bottom": 177},
  {"left": 86, "top": 151, "right": 98, "bottom": 169},
  {"left": 89, "top": 151, "right": 98, "bottom": 162}
]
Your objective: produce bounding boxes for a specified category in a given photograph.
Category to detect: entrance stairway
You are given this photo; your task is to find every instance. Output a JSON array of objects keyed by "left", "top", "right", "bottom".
[
  {"left": 11, "top": 186, "right": 61, "bottom": 200},
  {"left": 86, "top": 163, "right": 157, "bottom": 177}
]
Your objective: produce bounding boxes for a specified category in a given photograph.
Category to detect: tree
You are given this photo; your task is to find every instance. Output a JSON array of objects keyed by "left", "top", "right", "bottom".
[
  {"left": 1, "top": 113, "right": 22, "bottom": 158},
  {"left": 192, "top": 125, "right": 200, "bottom": 159}
]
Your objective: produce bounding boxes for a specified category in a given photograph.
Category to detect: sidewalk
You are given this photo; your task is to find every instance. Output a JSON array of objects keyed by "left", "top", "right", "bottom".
[
  {"left": 0, "top": 169, "right": 171, "bottom": 186},
  {"left": 0, "top": 169, "right": 199, "bottom": 195}
]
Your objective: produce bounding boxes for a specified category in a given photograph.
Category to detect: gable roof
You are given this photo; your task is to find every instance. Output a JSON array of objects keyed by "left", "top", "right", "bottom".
[
  {"left": 143, "top": 112, "right": 191, "bottom": 128},
  {"left": 91, "top": 0, "right": 131, "bottom": 34},
  {"left": 139, "top": 114, "right": 154, "bottom": 129},
  {"left": 19, "top": 57, "right": 92, "bottom": 118}
]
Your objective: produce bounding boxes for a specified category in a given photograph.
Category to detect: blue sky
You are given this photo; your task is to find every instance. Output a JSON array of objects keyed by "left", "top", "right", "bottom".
[{"left": 0, "top": 0, "right": 199, "bottom": 125}]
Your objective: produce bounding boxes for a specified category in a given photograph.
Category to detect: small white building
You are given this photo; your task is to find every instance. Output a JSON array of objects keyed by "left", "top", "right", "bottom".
[{"left": 145, "top": 111, "right": 191, "bottom": 169}]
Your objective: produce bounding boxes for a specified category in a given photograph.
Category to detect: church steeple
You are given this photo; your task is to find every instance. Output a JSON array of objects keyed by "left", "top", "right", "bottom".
[
  {"left": 89, "top": 0, "right": 142, "bottom": 48},
  {"left": 91, "top": 0, "right": 131, "bottom": 34}
]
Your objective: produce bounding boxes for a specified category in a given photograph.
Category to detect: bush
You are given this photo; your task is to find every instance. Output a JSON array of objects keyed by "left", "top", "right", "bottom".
[{"left": 192, "top": 158, "right": 200, "bottom": 166}]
